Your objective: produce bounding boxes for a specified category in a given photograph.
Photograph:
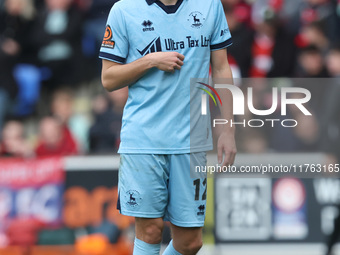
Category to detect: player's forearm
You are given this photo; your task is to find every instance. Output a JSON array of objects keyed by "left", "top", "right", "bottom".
[
  {"left": 212, "top": 66, "right": 235, "bottom": 134},
  {"left": 101, "top": 55, "right": 155, "bottom": 91},
  {"left": 102, "top": 52, "right": 184, "bottom": 91}
]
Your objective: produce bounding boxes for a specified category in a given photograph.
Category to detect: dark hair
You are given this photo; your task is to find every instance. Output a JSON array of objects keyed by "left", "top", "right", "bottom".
[
  {"left": 299, "top": 44, "right": 321, "bottom": 55},
  {"left": 329, "top": 43, "right": 340, "bottom": 54},
  {"left": 306, "top": 21, "right": 327, "bottom": 37}
]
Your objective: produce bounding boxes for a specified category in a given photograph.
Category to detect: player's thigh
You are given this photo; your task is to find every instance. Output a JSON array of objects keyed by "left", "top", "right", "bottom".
[
  {"left": 166, "top": 152, "right": 207, "bottom": 227},
  {"left": 118, "top": 154, "right": 169, "bottom": 218}
]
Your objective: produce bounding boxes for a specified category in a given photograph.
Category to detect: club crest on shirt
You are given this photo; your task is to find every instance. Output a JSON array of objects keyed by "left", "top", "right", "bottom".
[
  {"left": 102, "top": 25, "right": 115, "bottom": 49},
  {"left": 125, "top": 190, "right": 142, "bottom": 208},
  {"left": 187, "top": 11, "right": 205, "bottom": 29}
]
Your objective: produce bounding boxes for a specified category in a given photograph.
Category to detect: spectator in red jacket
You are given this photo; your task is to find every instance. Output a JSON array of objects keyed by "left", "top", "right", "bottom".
[{"left": 35, "top": 116, "right": 77, "bottom": 157}]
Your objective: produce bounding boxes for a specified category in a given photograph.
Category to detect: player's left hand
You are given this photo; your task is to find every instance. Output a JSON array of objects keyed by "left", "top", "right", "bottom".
[{"left": 217, "top": 131, "right": 237, "bottom": 167}]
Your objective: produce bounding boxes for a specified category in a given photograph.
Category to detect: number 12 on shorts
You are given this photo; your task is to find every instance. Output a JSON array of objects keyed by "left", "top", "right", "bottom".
[{"left": 193, "top": 178, "right": 207, "bottom": 201}]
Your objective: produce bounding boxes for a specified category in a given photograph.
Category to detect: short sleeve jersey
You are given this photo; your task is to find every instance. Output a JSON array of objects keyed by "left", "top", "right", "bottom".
[{"left": 99, "top": 0, "right": 232, "bottom": 154}]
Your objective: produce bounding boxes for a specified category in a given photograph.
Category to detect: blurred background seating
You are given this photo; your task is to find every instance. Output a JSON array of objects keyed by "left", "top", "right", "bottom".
[{"left": 1, "top": 0, "right": 340, "bottom": 254}]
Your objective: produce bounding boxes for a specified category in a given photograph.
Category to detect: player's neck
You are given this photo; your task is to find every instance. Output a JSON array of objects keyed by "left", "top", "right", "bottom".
[{"left": 159, "top": 0, "right": 178, "bottom": 6}]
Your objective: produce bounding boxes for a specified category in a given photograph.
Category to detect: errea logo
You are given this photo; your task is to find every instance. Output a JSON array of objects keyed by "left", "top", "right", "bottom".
[{"left": 142, "top": 20, "right": 155, "bottom": 32}]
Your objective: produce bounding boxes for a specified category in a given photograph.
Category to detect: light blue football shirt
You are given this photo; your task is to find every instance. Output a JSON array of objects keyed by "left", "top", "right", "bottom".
[{"left": 99, "top": 0, "right": 232, "bottom": 154}]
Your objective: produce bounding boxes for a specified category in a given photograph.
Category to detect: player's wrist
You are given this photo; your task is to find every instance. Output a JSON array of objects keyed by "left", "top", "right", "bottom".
[
  {"left": 144, "top": 53, "right": 158, "bottom": 69},
  {"left": 221, "top": 126, "right": 235, "bottom": 135}
]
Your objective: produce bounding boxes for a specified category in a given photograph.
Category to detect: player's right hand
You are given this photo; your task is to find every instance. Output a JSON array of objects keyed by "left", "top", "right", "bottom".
[{"left": 148, "top": 52, "right": 185, "bottom": 72}]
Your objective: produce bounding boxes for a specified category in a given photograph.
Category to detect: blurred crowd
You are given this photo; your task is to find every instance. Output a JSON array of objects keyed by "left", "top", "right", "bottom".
[
  {"left": 221, "top": 0, "right": 340, "bottom": 161},
  {"left": 0, "top": 0, "right": 340, "bottom": 158}
]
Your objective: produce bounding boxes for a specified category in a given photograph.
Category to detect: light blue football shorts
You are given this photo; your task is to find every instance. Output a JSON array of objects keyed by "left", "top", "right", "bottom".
[{"left": 117, "top": 152, "right": 207, "bottom": 227}]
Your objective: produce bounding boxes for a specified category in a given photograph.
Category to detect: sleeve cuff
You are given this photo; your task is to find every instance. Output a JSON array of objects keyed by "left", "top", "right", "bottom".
[
  {"left": 210, "top": 38, "right": 233, "bottom": 51},
  {"left": 99, "top": 52, "right": 126, "bottom": 64}
]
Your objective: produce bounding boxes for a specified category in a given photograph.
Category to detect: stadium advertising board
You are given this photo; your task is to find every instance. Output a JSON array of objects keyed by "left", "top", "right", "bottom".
[
  {"left": 215, "top": 169, "right": 340, "bottom": 243},
  {"left": 0, "top": 157, "right": 64, "bottom": 246}
]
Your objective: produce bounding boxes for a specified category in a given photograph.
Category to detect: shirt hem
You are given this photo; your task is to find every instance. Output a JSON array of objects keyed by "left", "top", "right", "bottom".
[
  {"left": 166, "top": 216, "right": 205, "bottom": 227},
  {"left": 118, "top": 145, "right": 213, "bottom": 154},
  {"left": 210, "top": 38, "right": 233, "bottom": 51},
  {"left": 99, "top": 52, "right": 126, "bottom": 64}
]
